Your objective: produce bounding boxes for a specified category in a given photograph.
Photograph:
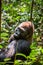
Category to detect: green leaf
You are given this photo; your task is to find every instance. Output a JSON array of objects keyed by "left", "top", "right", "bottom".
[
  {"left": 16, "top": 53, "right": 27, "bottom": 59},
  {"left": 4, "top": 58, "right": 11, "bottom": 62},
  {"left": 1, "top": 37, "right": 8, "bottom": 41},
  {"left": 0, "top": 45, "right": 3, "bottom": 48},
  {"left": 1, "top": 33, "right": 8, "bottom": 37},
  {"left": 14, "top": 60, "right": 23, "bottom": 65}
]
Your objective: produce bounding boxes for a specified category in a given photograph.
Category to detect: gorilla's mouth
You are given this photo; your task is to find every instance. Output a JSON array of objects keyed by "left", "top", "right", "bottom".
[{"left": 14, "top": 33, "right": 20, "bottom": 39}]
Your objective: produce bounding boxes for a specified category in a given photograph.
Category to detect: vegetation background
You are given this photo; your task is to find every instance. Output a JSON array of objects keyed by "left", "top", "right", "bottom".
[{"left": 0, "top": 0, "right": 43, "bottom": 65}]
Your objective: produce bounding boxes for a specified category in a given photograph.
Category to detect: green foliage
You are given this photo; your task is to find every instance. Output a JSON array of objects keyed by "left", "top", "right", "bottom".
[{"left": 1, "top": 0, "right": 43, "bottom": 65}]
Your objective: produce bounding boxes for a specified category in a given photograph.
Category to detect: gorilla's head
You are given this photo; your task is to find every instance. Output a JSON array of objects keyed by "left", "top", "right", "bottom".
[{"left": 14, "top": 21, "right": 34, "bottom": 40}]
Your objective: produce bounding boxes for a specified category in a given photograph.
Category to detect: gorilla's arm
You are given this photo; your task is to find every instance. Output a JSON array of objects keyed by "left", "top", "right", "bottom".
[{"left": 0, "top": 40, "right": 17, "bottom": 61}]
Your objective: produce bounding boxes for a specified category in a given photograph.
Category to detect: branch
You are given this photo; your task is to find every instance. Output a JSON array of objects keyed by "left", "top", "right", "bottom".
[
  {"left": 0, "top": 0, "right": 1, "bottom": 42},
  {"left": 30, "top": 0, "right": 34, "bottom": 22}
]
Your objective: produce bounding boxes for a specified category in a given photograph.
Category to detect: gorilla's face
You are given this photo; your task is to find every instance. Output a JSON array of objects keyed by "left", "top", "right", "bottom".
[
  {"left": 14, "top": 27, "right": 21, "bottom": 38},
  {"left": 14, "top": 26, "right": 30, "bottom": 39}
]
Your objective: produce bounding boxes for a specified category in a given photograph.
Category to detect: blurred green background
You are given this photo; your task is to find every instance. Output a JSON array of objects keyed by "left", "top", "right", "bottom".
[{"left": 0, "top": 0, "right": 43, "bottom": 65}]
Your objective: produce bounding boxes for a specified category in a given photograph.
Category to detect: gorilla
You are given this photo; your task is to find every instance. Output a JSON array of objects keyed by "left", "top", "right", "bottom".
[{"left": 0, "top": 21, "right": 34, "bottom": 63}]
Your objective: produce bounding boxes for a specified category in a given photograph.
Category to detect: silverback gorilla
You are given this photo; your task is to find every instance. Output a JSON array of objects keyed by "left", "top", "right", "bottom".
[{"left": 0, "top": 21, "right": 34, "bottom": 62}]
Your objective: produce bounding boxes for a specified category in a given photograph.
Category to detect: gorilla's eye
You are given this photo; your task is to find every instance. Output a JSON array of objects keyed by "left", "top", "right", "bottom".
[
  {"left": 15, "top": 27, "right": 20, "bottom": 31},
  {"left": 15, "top": 29, "right": 18, "bottom": 31}
]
